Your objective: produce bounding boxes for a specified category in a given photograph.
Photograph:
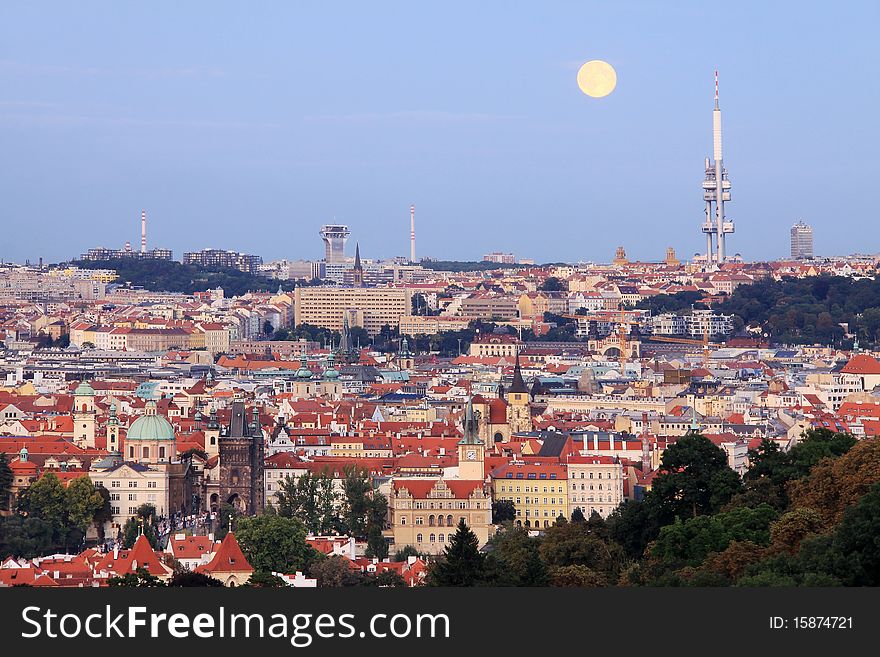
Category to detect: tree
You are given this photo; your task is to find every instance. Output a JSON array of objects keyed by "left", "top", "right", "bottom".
[
  {"left": 485, "top": 525, "right": 548, "bottom": 586},
  {"left": 539, "top": 519, "right": 626, "bottom": 581},
  {"left": 108, "top": 567, "right": 165, "bottom": 587},
  {"left": 700, "top": 540, "right": 766, "bottom": 581},
  {"left": 426, "top": 519, "right": 486, "bottom": 586},
  {"left": 570, "top": 508, "right": 587, "bottom": 523},
  {"left": 309, "top": 555, "right": 365, "bottom": 587},
  {"left": 246, "top": 571, "right": 286, "bottom": 588},
  {"left": 829, "top": 481, "right": 880, "bottom": 585},
  {"left": 0, "top": 452, "right": 12, "bottom": 512},
  {"left": 0, "top": 515, "right": 56, "bottom": 558},
  {"left": 606, "top": 499, "right": 660, "bottom": 559},
  {"left": 235, "top": 514, "right": 316, "bottom": 574},
  {"left": 491, "top": 499, "right": 517, "bottom": 524},
  {"left": 539, "top": 277, "right": 566, "bottom": 292},
  {"left": 340, "top": 466, "right": 373, "bottom": 539},
  {"left": 65, "top": 476, "right": 105, "bottom": 537},
  {"left": 262, "top": 320, "right": 274, "bottom": 336},
  {"left": 168, "top": 571, "right": 223, "bottom": 587},
  {"left": 122, "top": 504, "right": 159, "bottom": 549},
  {"left": 787, "top": 437, "right": 880, "bottom": 524},
  {"left": 363, "top": 570, "right": 407, "bottom": 587},
  {"left": 275, "top": 471, "right": 340, "bottom": 534},
  {"left": 92, "top": 485, "right": 112, "bottom": 542},
  {"left": 650, "top": 434, "right": 742, "bottom": 522},
  {"left": 548, "top": 565, "right": 608, "bottom": 587},
  {"left": 649, "top": 504, "right": 777, "bottom": 569},
  {"left": 768, "top": 508, "right": 824, "bottom": 555},
  {"left": 364, "top": 493, "right": 389, "bottom": 559},
  {"left": 215, "top": 502, "right": 241, "bottom": 540},
  {"left": 20, "top": 472, "right": 66, "bottom": 530},
  {"left": 394, "top": 545, "right": 421, "bottom": 562}
]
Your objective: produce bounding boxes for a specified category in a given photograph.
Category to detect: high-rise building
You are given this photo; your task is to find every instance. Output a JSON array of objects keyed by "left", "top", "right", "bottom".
[
  {"left": 790, "top": 221, "right": 814, "bottom": 259},
  {"left": 183, "top": 249, "right": 263, "bottom": 273},
  {"left": 483, "top": 252, "right": 516, "bottom": 264}
]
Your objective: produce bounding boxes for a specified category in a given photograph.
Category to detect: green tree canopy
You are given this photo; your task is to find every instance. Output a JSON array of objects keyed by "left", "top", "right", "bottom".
[
  {"left": 235, "top": 514, "right": 317, "bottom": 574},
  {"left": 426, "top": 519, "right": 486, "bottom": 587},
  {"left": 650, "top": 434, "right": 742, "bottom": 522}
]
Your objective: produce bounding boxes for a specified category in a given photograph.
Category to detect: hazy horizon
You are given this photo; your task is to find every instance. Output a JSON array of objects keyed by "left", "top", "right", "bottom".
[{"left": 1, "top": 1, "right": 878, "bottom": 264}]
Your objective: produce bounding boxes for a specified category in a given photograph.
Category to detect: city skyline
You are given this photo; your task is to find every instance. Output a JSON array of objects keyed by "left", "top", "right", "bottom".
[{"left": 1, "top": 1, "right": 878, "bottom": 264}]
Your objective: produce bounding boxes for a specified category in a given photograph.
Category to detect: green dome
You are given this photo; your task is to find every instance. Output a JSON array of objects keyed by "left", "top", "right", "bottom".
[
  {"left": 127, "top": 401, "right": 175, "bottom": 441},
  {"left": 296, "top": 354, "right": 313, "bottom": 379},
  {"left": 74, "top": 381, "right": 95, "bottom": 396}
]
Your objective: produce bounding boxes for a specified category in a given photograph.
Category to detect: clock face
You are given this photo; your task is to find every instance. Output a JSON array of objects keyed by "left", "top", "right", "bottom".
[{"left": 466, "top": 450, "right": 476, "bottom": 460}]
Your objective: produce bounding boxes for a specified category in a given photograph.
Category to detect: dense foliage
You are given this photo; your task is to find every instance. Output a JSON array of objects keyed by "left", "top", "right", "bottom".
[
  {"left": 275, "top": 467, "right": 388, "bottom": 557},
  {"left": 732, "top": 275, "right": 880, "bottom": 345},
  {"left": 1, "top": 473, "right": 107, "bottom": 556},
  {"left": 68, "top": 259, "right": 298, "bottom": 296},
  {"left": 427, "top": 430, "right": 880, "bottom": 587}
]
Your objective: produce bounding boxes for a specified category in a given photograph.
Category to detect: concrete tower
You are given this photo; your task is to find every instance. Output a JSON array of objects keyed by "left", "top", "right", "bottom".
[
  {"left": 701, "top": 71, "right": 733, "bottom": 264},
  {"left": 409, "top": 204, "right": 416, "bottom": 263},
  {"left": 319, "top": 224, "right": 350, "bottom": 264}
]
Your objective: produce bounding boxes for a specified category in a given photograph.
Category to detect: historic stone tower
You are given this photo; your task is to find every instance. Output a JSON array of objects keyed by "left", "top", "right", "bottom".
[
  {"left": 506, "top": 354, "right": 532, "bottom": 434},
  {"left": 458, "top": 397, "right": 486, "bottom": 480},
  {"left": 73, "top": 380, "right": 96, "bottom": 449},
  {"left": 219, "top": 401, "right": 265, "bottom": 515}
]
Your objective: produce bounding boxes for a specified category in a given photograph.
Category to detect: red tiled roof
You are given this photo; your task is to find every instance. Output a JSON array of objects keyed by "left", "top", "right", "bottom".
[{"left": 196, "top": 533, "right": 253, "bottom": 576}]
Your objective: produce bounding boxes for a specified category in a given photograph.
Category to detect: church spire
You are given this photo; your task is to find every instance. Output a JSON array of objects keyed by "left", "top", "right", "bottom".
[
  {"left": 352, "top": 243, "right": 364, "bottom": 287},
  {"left": 508, "top": 352, "right": 528, "bottom": 394},
  {"left": 458, "top": 397, "right": 484, "bottom": 445}
]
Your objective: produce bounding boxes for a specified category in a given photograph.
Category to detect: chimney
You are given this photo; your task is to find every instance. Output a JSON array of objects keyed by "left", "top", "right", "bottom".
[{"left": 140, "top": 209, "right": 147, "bottom": 254}]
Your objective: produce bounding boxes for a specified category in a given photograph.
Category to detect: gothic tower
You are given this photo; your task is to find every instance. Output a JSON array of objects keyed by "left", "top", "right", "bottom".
[
  {"left": 506, "top": 354, "right": 532, "bottom": 434},
  {"left": 218, "top": 402, "right": 265, "bottom": 514},
  {"left": 352, "top": 243, "right": 364, "bottom": 287},
  {"left": 458, "top": 397, "right": 485, "bottom": 480}
]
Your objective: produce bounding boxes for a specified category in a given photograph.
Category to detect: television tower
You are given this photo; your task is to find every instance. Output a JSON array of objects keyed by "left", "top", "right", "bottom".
[
  {"left": 140, "top": 209, "right": 147, "bottom": 254},
  {"left": 409, "top": 204, "right": 416, "bottom": 263},
  {"left": 700, "top": 70, "right": 733, "bottom": 264},
  {"left": 319, "top": 224, "right": 350, "bottom": 264}
]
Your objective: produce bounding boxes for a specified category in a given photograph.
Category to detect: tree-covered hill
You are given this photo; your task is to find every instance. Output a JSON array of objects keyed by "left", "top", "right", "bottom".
[
  {"left": 716, "top": 276, "right": 880, "bottom": 347},
  {"left": 67, "top": 259, "right": 298, "bottom": 297},
  {"left": 639, "top": 275, "right": 880, "bottom": 347}
]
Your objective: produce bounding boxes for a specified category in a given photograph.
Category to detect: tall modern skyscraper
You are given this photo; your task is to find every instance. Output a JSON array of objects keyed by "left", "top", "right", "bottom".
[
  {"left": 790, "top": 220, "right": 814, "bottom": 259},
  {"left": 701, "top": 71, "right": 734, "bottom": 265}
]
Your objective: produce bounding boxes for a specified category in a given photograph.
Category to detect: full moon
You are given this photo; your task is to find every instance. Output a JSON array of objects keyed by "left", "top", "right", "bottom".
[{"left": 577, "top": 60, "right": 617, "bottom": 98}]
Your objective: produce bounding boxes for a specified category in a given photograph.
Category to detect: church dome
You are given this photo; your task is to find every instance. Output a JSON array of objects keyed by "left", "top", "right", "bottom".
[
  {"left": 296, "top": 354, "right": 313, "bottom": 379},
  {"left": 127, "top": 401, "right": 175, "bottom": 441},
  {"left": 74, "top": 381, "right": 95, "bottom": 397}
]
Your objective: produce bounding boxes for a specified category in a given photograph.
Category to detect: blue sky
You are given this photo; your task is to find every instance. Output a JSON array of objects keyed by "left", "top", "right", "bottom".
[{"left": 1, "top": 1, "right": 878, "bottom": 264}]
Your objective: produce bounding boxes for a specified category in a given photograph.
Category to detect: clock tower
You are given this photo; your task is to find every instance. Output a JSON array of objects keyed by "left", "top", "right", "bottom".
[{"left": 458, "top": 397, "right": 485, "bottom": 480}]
